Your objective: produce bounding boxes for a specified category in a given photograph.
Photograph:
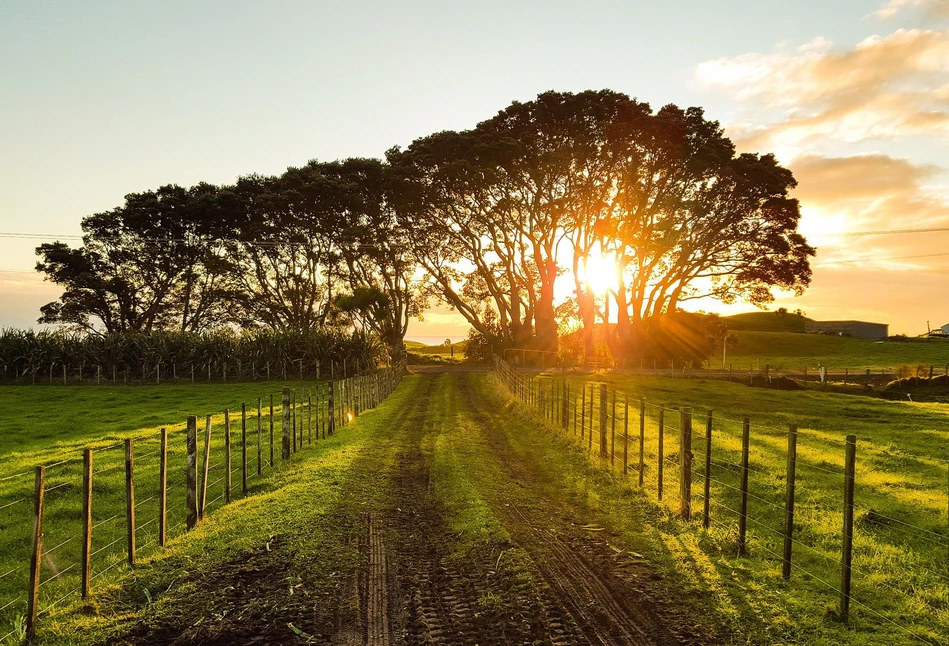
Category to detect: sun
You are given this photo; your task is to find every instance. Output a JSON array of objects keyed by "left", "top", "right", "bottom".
[{"left": 579, "top": 252, "right": 619, "bottom": 296}]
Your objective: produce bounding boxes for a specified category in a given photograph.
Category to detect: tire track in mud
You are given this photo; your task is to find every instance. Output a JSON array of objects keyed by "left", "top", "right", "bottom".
[
  {"left": 455, "top": 373, "right": 706, "bottom": 646},
  {"left": 383, "top": 374, "right": 484, "bottom": 645},
  {"left": 382, "top": 374, "right": 575, "bottom": 645},
  {"left": 366, "top": 512, "right": 390, "bottom": 646}
]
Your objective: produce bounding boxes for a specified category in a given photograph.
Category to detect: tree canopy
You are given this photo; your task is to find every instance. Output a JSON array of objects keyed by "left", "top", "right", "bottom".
[{"left": 36, "top": 89, "right": 814, "bottom": 365}]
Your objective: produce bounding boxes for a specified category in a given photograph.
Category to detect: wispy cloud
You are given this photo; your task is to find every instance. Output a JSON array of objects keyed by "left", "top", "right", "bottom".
[
  {"left": 874, "top": 0, "right": 949, "bottom": 20},
  {"left": 696, "top": 29, "right": 949, "bottom": 154},
  {"left": 789, "top": 153, "right": 949, "bottom": 270}
]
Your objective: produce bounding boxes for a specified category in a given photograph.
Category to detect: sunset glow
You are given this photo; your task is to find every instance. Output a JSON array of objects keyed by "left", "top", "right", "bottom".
[{"left": 578, "top": 252, "right": 620, "bottom": 297}]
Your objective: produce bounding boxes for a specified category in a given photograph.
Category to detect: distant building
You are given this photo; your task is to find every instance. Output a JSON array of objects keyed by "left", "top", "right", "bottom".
[
  {"left": 941, "top": 323, "right": 949, "bottom": 336},
  {"left": 804, "top": 320, "right": 888, "bottom": 340}
]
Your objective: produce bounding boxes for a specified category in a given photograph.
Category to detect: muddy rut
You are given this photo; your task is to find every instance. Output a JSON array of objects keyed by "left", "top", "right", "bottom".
[{"left": 361, "top": 373, "right": 707, "bottom": 645}]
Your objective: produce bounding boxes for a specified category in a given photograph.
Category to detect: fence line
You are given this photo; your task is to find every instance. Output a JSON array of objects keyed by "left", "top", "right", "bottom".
[
  {"left": 0, "top": 364, "right": 404, "bottom": 642},
  {"left": 493, "top": 358, "right": 948, "bottom": 642}
]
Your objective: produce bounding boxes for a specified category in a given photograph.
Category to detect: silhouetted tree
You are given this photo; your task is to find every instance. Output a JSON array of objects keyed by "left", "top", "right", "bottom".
[{"left": 36, "top": 184, "right": 237, "bottom": 333}]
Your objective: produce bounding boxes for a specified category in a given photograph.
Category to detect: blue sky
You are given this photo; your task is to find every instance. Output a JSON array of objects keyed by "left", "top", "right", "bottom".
[{"left": 2, "top": 0, "right": 947, "bottom": 336}]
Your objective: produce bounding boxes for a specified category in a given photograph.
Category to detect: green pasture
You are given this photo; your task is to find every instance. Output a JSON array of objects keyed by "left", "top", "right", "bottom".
[
  {"left": 0, "top": 380, "right": 333, "bottom": 642},
  {"left": 534, "top": 370, "right": 949, "bottom": 643},
  {"left": 725, "top": 331, "right": 949, "bottom": 372}
]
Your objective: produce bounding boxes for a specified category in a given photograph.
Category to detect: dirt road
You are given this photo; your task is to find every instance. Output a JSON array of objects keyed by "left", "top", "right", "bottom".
[{"left": 104, "top": 373, "right": 713, "bottom": 645}]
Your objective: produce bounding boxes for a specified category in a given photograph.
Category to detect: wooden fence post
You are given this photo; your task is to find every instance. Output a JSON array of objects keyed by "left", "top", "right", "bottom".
[
  {"left": 679, "top": 409, "right": 692, "bottom": 520},
  {"left": 187, "top": 416, "right": 197, "bottom": 529},
  {"left": 623, "top": 398, "right": 629, "bottom": 476},
  {"left": 26, "top": 466, "right": 45, "bottom": 641},
  {"left": 599, "top": 384, "right": 608, "bottom": 458},
  {"left": 308, "top": 392, "right": 313, "bottom": 445},
  {"left": 320, "top": 388, "right": 326, "bottom": 439},
  {"left": 738, "top": 417, "right": 750, "bottom": 556},
  {"left": 579, "top": 384, "right": 585, "bottom": 440},
  {"left": 783, "top": 425, "right": 799, "bottom": 580},
  {"left": 224, "top": 410, "right": 232, "bottom": 504},
  {"left": 241, "top": 403, "right": 248, "bottom": 496},
  {"left": 291, "top": 391, "right": 297, "bottom": 453},
  {"left": 840, "top": 435, "right": 857, "bottom": 622},
  {"left": 159, "top": 428, "right": 167, "bottom": 547},
  {"left": 125, "top": 438, "right": 136, "bottom": 566},
  {"left": 658, "top": 407, "right": 665, "bottom": 500},
  {"left": 703, "top": 410, "right": 712, "bottom": 529},
  {"left": 562, "top": 382, "right": 569, "bottom": 428},
  {"left": 639, "top": 399, "right": 646, "bottom": 487},
  {"left": 282, "top": 388, "right": 291, "bottom": 460},
  {"left": 81, "top": 449, "right": 93, "bottom": 597},
  {"left": 269, "top": 394, "right": 275, "bottom": 466},
  {"left": 588, "top": 385, "right": 594, "bottom": 453},
  {"left": 329, "top": 382, "right": 336, "bottom": 436},
  {"left": 200, "top": 416, "right": 212, "bottom": 519},
  {"left": 610, "top": 391, "right": 616, "bottom": 467},
  {"left": 257, "top": 398, "right": 263, "bottom": 476}
]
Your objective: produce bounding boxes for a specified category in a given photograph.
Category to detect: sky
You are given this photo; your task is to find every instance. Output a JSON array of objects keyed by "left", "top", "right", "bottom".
[{"left": 1, "top": 0, "right": 948, "bottom": 339}]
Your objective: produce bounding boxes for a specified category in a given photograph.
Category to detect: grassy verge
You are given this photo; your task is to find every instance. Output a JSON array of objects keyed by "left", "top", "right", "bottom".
[
  {"left": 522, "top": 370, "right": 948, "bottom": 643},
  {"left": 23, "top": 375, "right": 418, "bottom": 645}
]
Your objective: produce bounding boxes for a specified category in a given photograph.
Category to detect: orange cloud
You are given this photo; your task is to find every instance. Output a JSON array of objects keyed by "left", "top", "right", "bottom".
[
  {"left": 788, "top": 154, "right": 949, "bottom": 270},
  {"left": 696, "top": 29, "right": 949, "bottom": 152}
]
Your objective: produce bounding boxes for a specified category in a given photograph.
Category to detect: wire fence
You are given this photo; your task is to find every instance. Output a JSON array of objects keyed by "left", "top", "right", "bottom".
[
  {"left": 494, "top": 358, "right": 949, "bottom": 643},
  {"left": 0, "top": 365, "right": 404, "bottom": 643},
  {"left": 0, "top": 357, "right": 376, "bottom": 387}
]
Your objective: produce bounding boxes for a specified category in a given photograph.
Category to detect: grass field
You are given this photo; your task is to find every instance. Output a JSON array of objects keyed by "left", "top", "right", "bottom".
[
  {"left": 19, "top": 374, "right": 725, "bottom": 644},
  {"left": 536, "top": 369, "right": 949, "bottom": 643},
  {"left": 723, "top": 310, "right": 811, "bottom": 332},
  {"left": 3, "top": 367, "right": 948, "bottom": 644},
  {"left": 726, "top": 331, "right": 949, "bottom": 372},
  {"left": 0, "top": 379, "right": 339, "bottom": 643}
]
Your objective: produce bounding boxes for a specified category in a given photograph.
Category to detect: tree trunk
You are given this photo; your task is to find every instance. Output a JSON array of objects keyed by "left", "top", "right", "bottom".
[{"left": 534, "top": 278, "right": 558, "bottom": 353}]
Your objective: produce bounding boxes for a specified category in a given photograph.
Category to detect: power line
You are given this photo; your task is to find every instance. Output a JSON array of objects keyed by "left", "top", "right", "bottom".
[
  {"left": 839, "top": 226, "right": 949, "bottom": 237},
  {"left": 816, "top": 251, "right": 949, "bottom": 266}
]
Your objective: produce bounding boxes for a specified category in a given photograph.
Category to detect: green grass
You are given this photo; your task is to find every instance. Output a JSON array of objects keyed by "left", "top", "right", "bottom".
[
  {"left": 525, "top": 369, "right": 949, "bottom": 643},
  {"left": 0, "top": 379, "right": 344, "bottom": 643},
  {"left": 26, "top": 374, "right": 535, "bottom": 644},
  {"left": 27, "top": 374, "right": 408, "bottom": 645},
  {"left": 427, "top": 376, "right": 510, "bottom": 557},
  {"left": 411, "top": 340, "right": 467, "bottom": 357},
  {"left": 7, "top": 369, "right": 949, "bottom": 644},
  {"left": 726, "top": 331, "right": 949, "bottom": 372},
  {"left": 724, "top": 311, "right": 811, "bottom": 332}
]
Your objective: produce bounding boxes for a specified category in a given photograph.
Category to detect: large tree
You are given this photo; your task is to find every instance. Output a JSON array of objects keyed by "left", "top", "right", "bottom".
[
  {"left": 388, "top": 130, "right": 539, "bottom": 351},
  {"left": 36, "top": 184, "right": 237, "bottom": 333},
  {"left": 285, "top": 158, "right": 423, "bottom": 361},
  {"left": 602, "top": 104, "right": 814, "bottom": 361},
  {"left": 391, "top": 90, "right": 813, "bottom": 362},
  {"left": 218, "top": 173, "right": 344, "bottom": 332}
]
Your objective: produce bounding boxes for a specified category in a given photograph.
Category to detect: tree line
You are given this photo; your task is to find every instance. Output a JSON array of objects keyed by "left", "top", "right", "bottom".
[{"left": 36, "top": 90, "right": 814, "bottom": 365}]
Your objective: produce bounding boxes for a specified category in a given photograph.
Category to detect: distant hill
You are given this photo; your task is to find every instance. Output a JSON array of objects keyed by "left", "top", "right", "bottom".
[
  {"left": 411, "top": 340, "right": 468, "bottom": 355},
  {"left": 723, "top": 311, "right": 812, "bottom": 333}
]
